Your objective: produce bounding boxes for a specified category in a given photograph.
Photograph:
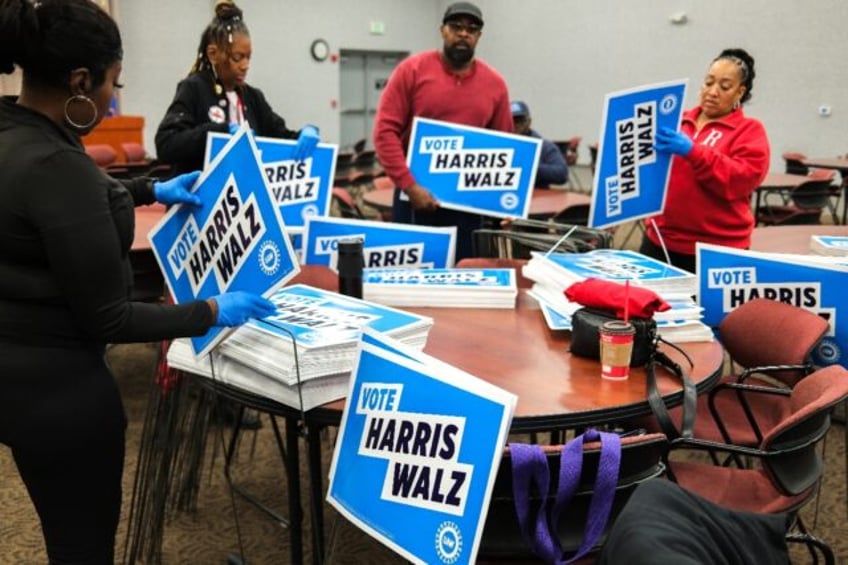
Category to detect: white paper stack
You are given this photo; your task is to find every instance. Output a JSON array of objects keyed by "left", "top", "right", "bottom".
[
  {"left": 361, "top": 267, "right": 518, "bottom": 308},
  {"left": 524, "top": 250, "right": 713, "bottom": 342},
  {"left": 523, "top": 249, "right": 698, "bottom": 299},
  {"left": 810, "top": 235, "right": 848, "bottom": 256},
  {"left": 166, "top": 339, "right": 351, "bottom": 411},
  {"left": 216, "top": 284, "right": 433, "bottom": 386}
]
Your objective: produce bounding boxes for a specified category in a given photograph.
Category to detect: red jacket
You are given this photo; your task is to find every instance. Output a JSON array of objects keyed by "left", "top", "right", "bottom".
[{"left": 646, "top": 106, "right": 770, "bottom": 255}]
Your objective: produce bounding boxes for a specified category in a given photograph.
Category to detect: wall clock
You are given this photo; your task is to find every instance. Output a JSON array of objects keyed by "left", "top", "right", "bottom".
[{"left": 310, "top": 39, "right": 330, "bottom": 62}]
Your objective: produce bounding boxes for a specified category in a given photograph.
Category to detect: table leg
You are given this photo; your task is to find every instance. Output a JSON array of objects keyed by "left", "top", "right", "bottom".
[
  {"left": 307, "top": 424, "right": 326, "bottom": 565},
  {"left": 284, "top": 417, "right": 305, "bottom": 565}
]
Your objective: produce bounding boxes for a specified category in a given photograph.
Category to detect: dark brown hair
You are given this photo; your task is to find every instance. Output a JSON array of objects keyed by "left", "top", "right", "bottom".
[
  {"left": 715, "top": 48, "right": 756, "bottom": 104},
  {"left": 0, "top": 0, "right": 122, "bottom": 89},
  {"left": 189, "top": 0, "right": 250, "bottom": 76}
]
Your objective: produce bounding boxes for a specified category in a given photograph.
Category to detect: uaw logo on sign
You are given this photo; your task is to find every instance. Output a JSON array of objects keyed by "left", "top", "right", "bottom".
[
  {"left": 150, "top": 127, "right": 300, "bottom": 357},
  {"left": 589, "top": 79, "right": 687, "bottom": 229},
  {"left": 327, "top": 329, "right": 516, "bottom": 565},
  {"left": 697, "top": 243, "right": 848, "bottom": 366},
  {"left": 406, "top": 117, "right": 541, "bottom": 219},
  {"left": 205, "top": 132, "right": 336, "bottom": 232},
  {"left": 303, "top": 216, "right": 457, "bottom": 270}
]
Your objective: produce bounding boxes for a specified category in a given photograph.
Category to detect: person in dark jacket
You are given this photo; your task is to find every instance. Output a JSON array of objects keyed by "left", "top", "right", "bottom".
[
  {"left": 0, "top": 1, "right": 275, "bottom": 562},
  {"left": 511, "top": 100, "right": 569, "bottom": 188},
  {"left": 155, "top": 0, "right": 320, "bottom": 176}
]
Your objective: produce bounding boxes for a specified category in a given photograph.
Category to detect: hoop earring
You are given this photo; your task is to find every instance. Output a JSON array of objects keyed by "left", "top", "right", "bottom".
[{"left": 64, "top": 94, "right": 98, "bottom": 131}]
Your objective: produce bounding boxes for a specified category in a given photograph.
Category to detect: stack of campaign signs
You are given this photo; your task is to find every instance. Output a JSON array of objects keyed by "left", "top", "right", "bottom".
[
  {"left": 166, "top": 339, "right": 351, "bottom": 411},
  {"left": 167, "top": 284, "right": 434, "bottom": 410},
  {"left": 361, "top": 268, "right": 518, "bottom": 309},
  {"left": 810, "top": 235, "right": 848, "bottom": 256},
  {"left": 524, "top": 249, "right": 713, "bottom": 342}
]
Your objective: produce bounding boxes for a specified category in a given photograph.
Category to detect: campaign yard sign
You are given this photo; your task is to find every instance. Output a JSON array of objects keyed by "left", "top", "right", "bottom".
[
  {"left": 589, "top": 79, "right": 687, "bottom": 229},
  {"left": 149, "top": 127, "right": 300, "bottom": 357},
  {"left": 328, "top": 329, "right": 516, "bottom": 565},
  {"left": 204, "top": 132, "right": 336, "bottom": 232},
  {"left": 698, "top": 243, "right": 848, "bottom": 367},
  {"left": 406, "top": 117, "right": 541, "bottom": 219},
  {"left": 302, "top": 216, "right": 457, "bottom": 269}
]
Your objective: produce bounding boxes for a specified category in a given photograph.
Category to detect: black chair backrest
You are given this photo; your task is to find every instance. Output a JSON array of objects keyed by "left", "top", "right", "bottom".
[
  {"left": 478, "top": 433, "right": 667, "bottom": 560},
  {"left": 473, "top": 219, "right": 613, "bottom": 259},
  {"left": 790, "top": 178, "right": 833, "bottom": 210}
]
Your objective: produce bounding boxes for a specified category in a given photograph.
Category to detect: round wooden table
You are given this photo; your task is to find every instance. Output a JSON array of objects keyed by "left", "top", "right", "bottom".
[
  {"left": 309, "top": 292, "right": 723, "bottom": 432},
  {"left": 361, "top": 188, "right": 591, "bottom": 220},
  {"left": 195, "top": 290, "right": 723, "bottom": 563}
]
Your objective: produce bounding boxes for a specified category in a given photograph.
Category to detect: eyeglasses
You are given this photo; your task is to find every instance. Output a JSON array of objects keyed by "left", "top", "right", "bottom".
[{"left": 446, "top": 21, "right": 482, "bottom": 35}]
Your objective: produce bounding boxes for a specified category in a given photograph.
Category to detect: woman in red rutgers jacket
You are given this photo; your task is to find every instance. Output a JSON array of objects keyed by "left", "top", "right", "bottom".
[{"left": 640, "top": 48, "right": 770, "bottom": 273}]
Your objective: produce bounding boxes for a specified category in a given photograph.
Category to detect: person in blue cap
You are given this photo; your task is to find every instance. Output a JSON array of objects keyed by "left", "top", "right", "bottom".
[
  {"left": 511, "top": 100, "right": 569, "bottom": 188},
  {"left": 155, "top": 0, "right": 320, "bottom": 176}
]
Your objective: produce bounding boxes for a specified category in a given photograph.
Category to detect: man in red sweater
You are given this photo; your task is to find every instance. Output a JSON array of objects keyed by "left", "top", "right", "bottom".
[{"left": 373, "top": 1, "right": 513, "bottom": 261}]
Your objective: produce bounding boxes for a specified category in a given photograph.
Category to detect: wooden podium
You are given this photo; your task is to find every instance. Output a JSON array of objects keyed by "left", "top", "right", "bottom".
[{"left": 83, "top": 115, "right": 145, "bottom": 164}]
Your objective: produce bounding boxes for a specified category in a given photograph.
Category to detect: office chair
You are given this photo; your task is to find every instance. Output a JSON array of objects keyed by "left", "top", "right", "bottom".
[
  {"left": 757, "top": 178, "right": 834, "bottom": 225},
  {"left": 477, "top": 433, "right": 668, "bottom": 562},
  {"left": 331, "top": 187, "right": 366, "bottom": 219},
  {"left": 629, "top": 298, "right": 828, "bottom": 451},
  {"left": 84, "top": 143, "right": 118, "bottom": 167},
  {"left": 666, "top": 365, "right": 848, "bottom": 565}
]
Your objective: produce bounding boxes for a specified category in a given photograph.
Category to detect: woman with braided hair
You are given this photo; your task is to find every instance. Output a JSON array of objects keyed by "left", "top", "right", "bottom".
[
  {"left": 0, "top": 0, "right": 276, "bottom": 562},
  {"left": 155, "top": 0, "right": 320, "bottom": 175}
]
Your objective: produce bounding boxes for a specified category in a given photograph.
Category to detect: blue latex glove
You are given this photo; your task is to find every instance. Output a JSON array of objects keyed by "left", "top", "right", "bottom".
[
  {"left": 153, "top": 171, "right": 202, "bottom": 206},
  {"left": 292, "top": 125, "right": 320, "bottom": 161},
  {"left": 211, "top": 291, "right": 277, "bottom": 327},
  {"left": 654, "top": 127, "right": 694, "bottom": 157},
  {"left": 228, "top": 122, "right": 255, "bottom": 136}
]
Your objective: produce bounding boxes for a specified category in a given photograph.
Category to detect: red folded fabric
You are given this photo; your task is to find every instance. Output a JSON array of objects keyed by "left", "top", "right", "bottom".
[{"left": 564, "top": 278, "right": 671, "bottom": 319}]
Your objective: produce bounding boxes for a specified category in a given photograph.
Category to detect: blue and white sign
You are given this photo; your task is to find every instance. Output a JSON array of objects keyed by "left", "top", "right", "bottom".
[
  {"left": 589, "top": 79, "right": 687, "bottom": 229},
  {"left": 149, "top": 127, "right": 300, "bottom": 357},
  {"left": 407, "top": 117, "right": 541, "bottom": 219},
  {"left": 328, "top": 329, "right": 516, "bottom": 565},
  {"left": 205, "top": 132, "right": 336, "bottom": 232},
  {"left": 534, "top": 249, "right": 695, "bottom": 285},
  {"left": 698, "top": 243, "right": 848, "bottom": 366},
  {"left": 303, "top": 216, "right": 457, "bottom": 269},
  {"left": 810, "top": 235, "right": 848, "bottom": 256},
  {"left": 362, "top": 268, "right": 515, "bottom": 288}
]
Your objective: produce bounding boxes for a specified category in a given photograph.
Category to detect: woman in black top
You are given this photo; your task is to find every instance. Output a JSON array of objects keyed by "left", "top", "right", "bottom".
[
  {"left": 0, "top": 1, "right": 275, "bottom": 562},
  {"left": 155, "top": 0, "right": 320, "bottom": 176}
]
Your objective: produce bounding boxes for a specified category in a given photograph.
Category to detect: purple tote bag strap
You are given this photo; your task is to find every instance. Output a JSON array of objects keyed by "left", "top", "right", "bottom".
[{"left": 510, "top": 429, "right": 622, "bottom": 564}]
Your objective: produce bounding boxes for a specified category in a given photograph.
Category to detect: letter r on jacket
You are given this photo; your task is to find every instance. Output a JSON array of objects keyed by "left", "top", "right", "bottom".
[{"left": 700, "top": 130, "right": 723, "bottom": 147}]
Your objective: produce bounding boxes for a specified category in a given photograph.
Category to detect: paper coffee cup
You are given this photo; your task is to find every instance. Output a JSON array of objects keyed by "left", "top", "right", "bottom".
[{"left": 599, "top": 320, "right": 635, "bottom": 380}]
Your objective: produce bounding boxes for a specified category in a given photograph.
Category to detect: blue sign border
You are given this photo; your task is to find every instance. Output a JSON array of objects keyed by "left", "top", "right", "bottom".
[
  {"left": 149, "top": 127, "right": 300, "bottom": 357},
  {"left": 697, "top": 243, "right": 848, "bottom": 367},
  {"left": 327, "top": 329, "right": 516, "bottom": 565},
  {"left": 204, "top": 132, "right": 336, "bottom": 232},
  {"left": 589, "top": 79, "right": 687, "bottom": 229},
  {"left": 407, "top": 117, "right": 541, "bottom": 219}
]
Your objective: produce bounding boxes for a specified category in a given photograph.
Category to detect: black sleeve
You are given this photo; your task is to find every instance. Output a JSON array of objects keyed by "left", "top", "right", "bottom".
[
  {"left": 155, "top": 78, "right": 229, "bottom": 169},
  {"left": 117, "top": 176, "right": 157, "bottom": 207},
  {"left": 250, "top": 86, "right": 299, "bottom": 140},
  {"left": 30, "top": 150, "right": 214, "bottom": 343}
]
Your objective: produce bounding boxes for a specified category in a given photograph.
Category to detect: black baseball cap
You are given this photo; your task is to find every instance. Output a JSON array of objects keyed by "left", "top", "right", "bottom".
[{"left": 443, "top": 2, "right": 484, "bottom": 27}]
